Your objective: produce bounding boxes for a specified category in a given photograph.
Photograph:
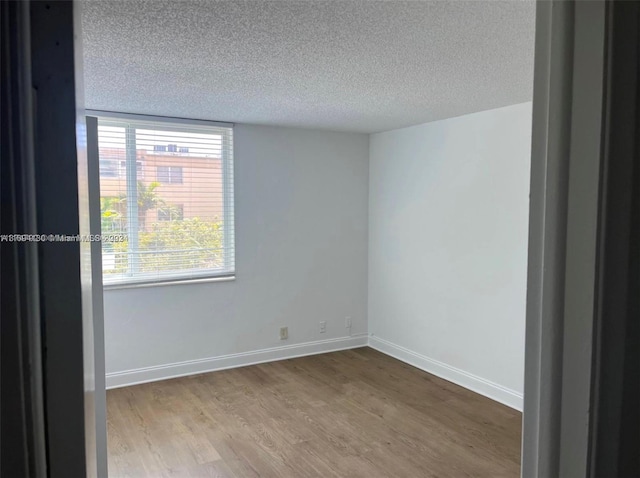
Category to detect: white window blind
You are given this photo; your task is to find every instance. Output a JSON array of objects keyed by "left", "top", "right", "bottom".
[{"left": 95, "top": 114, "right": 234, "bottom": 285}]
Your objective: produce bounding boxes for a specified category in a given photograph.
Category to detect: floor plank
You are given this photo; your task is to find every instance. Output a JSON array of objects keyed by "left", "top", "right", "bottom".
[{"left": 107, "top": 347, "right": 521, "bottom": 477}]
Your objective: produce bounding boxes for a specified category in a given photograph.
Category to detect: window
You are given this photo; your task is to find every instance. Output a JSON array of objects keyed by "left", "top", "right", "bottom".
[
  {"left": 99, "top": 159, "right": 119, "bottom": 178},
  {"left": 95, "top": 114, "right": 234, "bottom": 285},
  {"left": 119, "top": 160, "right": 143, "bottom": 178},
  {"left": 157, "top": 165, "right": 183, "bottom": 184}
]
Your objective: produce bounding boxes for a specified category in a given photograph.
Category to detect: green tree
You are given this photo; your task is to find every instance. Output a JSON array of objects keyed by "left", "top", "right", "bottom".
[
  {"left": 102, "top": 182, "right": 169, "bottom": 232},
  {"left": 136, "top": 181, "right": 165, "bottom": 231},
  {"left": 101, "top": 183, "right": 225, "bottom": 276},
  {"left": 139, "top": 218, "right": 224, "bottom": 271},
  {"left": 103, "top": 218, "right": 225, "bottom": 275},
  {"left": 100, "top": 196, "right": 125, "bottom": 233}
]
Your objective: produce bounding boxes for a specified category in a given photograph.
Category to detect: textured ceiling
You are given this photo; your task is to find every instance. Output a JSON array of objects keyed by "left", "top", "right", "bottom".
[{"left": 81, "top": 0, "right": 535, "bottom": 133}]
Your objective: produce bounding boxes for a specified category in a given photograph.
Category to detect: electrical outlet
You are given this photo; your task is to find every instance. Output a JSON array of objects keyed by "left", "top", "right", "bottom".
[
  {"left": 319, "top": 321, "right": 327, "bottom": 333},
  {"left": 280, "top": 327, "right": 288, "bottom": 340},
  {"left": 345, "top": 316, "right": 352, "bottom": 328}
]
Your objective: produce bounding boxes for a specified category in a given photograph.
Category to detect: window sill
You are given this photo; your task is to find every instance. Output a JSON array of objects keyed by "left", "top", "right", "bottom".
[{"left": 103, "top": 275, "right": 236, "bottom": 291}]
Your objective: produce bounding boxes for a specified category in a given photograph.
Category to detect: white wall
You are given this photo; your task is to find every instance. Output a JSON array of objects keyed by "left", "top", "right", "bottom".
[
  {"left": 368, "top": 102, "right": 531, "bottom": 408},
  {"left": 103, "top": 105, "right": 531, "bottom": 410},
  {"left": 104, "top": 124, "right": 369, "bottom": 381}
]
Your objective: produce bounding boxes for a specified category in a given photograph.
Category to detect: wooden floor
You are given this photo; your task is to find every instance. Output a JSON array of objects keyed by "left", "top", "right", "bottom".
[{"left": 107, "top": 347, "right": 522, "bottom": 477}]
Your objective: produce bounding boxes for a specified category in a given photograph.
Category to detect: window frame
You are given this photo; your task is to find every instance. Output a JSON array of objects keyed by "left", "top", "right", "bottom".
[
  {"left": 156, "top": 165, "right": 183, "bottom": 184},
  {"left": 99, "top": 158, "right": 119, "bottom": 178},
  {"left": 88, "top": 110, "right": 235, "bottom": 288}
]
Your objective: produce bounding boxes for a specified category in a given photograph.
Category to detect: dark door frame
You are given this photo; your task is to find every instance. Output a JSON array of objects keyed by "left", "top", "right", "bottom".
[
  {"left": 1, "top": 1, "right": 99, "bottom": 476},
  {"left": 1, "top": 1, "right": 47, "bottom": 475},
  {"left": 589, "top": 2, "right": 640, "bottom": 476},
  {"left": 523, "top": 1, "right": 639, "bottom": 477}
]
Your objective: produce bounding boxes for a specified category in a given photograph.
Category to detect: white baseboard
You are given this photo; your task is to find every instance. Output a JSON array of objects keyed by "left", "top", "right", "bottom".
[
  {"left": 368, "top": 335, "right": 523, "bottom": 411},
  {"left": 106, "top": 333, "right": 522, "bottom": 412},
  {"left": 106, "top": 334, "right": 368, "bottom": 389}
]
